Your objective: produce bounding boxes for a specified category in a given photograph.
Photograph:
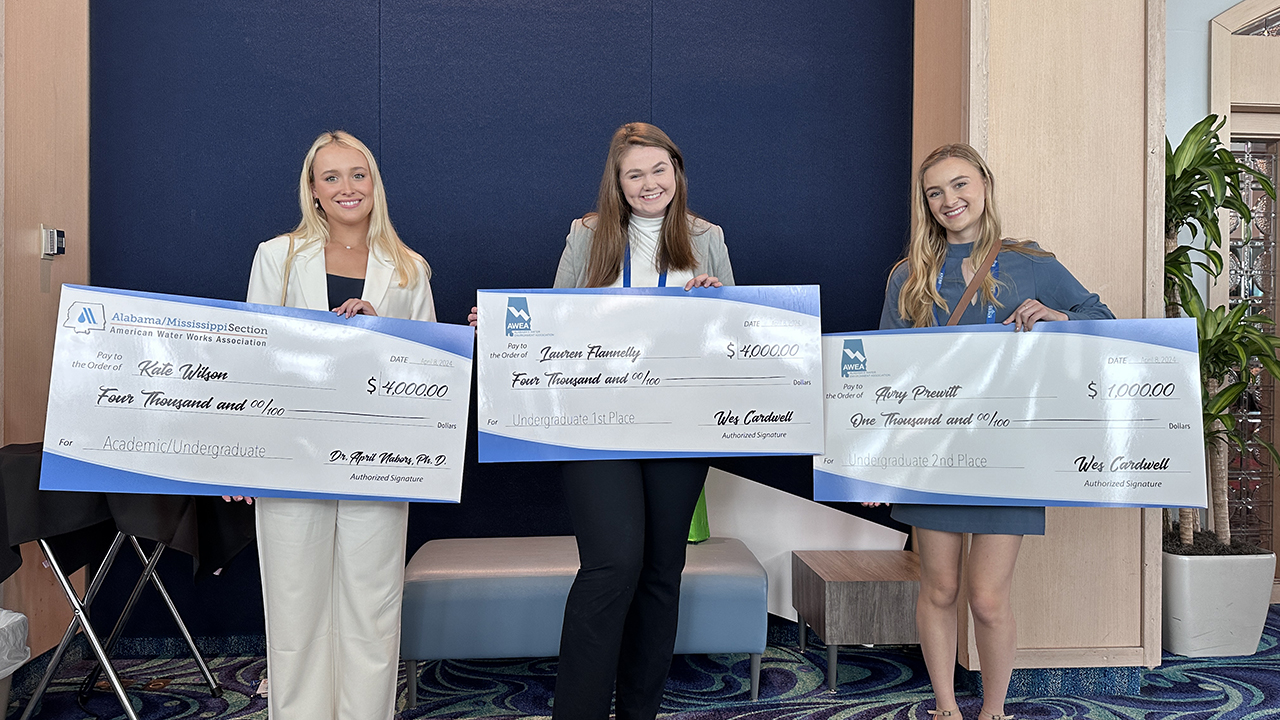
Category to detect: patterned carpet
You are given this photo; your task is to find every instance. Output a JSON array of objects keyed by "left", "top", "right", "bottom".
[{"left": 7, "top": 607, "right": 1280, "bottom": 720}]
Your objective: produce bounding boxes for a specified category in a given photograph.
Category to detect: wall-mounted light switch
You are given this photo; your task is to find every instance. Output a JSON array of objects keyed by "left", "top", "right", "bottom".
[{"left": 41, "top": 224, "right": 66, "bottom": 259}]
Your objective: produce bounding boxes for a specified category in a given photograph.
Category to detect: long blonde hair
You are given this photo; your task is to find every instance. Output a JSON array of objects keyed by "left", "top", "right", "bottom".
[
  {"left": 582, "top": 123, "right": 701, "bottom": 288},
  {"left": 896, "top": 143, "right": 1046, "bottom": 327},
  {"left": 285, "top": 130, "right": 429, "bottom": 288}
]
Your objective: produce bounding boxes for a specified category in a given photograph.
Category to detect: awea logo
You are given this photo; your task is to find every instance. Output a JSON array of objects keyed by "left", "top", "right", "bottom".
[
  {"left": 64, "top": 302, "right": 107, "bottom": 334},
  {"left": 841, "top": 339, "right": 867, "bottom": 376},
  {"left": 505, "top": 297, "right": 532, "bottom": 336}
]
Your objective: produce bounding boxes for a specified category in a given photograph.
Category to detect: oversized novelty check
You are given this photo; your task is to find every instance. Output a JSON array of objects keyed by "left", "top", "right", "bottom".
[
  {"left": 42, "top": 285, "right": 473, "bottom": 502},
  {"left": 814, "top": 319, "right": 1207, "bottom": 508},
  {"left": 476, "top": 286, "right": 824, "bottom": 461}
]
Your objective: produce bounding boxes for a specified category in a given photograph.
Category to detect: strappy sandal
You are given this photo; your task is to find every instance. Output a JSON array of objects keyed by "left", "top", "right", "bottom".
[
  {"left": 978, "top": 713, "right": 1014, "bottom": 720},
  {"left": 926, "top": 711, "right": 958, "bottom": 718}
]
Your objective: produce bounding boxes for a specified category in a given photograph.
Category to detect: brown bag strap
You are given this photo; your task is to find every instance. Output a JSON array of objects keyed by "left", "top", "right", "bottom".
[{"left": 945, "top": 240, "right": 1002, "bottom": 326}]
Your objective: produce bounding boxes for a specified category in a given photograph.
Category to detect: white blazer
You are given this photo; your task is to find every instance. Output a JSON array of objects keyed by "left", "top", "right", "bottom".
[{"left": 246, "top": 235, "right": 436, "bottom": 322}]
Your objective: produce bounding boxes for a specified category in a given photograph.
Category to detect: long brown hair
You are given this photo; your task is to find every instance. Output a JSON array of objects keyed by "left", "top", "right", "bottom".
[
  {"left": 896, "top": 143, "right": 1048, "bottom": 327},
  {"left": 583, "top": 123, "right": 700, "bottom": 288},
  {"left": 286, "top": 131, "right": 429, "bottom": 288}
]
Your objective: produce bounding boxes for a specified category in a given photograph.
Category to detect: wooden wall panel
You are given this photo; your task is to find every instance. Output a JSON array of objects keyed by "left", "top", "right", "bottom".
[
  {"left": 1231, "top": 35, "right": 1280, "bottom": 111},
  {"left": 3, "top": 0, "right": 89, "bottom": 444},
  {"left": 975, "top": 0, "right": 1152, "bottom": 666},
  {"left": 1, "top": 0, "right": 91, "bottom": 657},
  {"left": 916, "top": 0, "right": 1163, "bottom": 669},
  {"left": 1, "top": 0, "right": 6, "bottom": 446},
  {"left": 1013, "top": 509, "right": 1144, "bottom": 648},
  {"left": 1228, "top": 34, "right": 1280, "bottom": 110},
  {"left": 912, "top": 0, "right": 966, "bottom": 171},
  {"left": 985, "top": 0, "right": 1147, "bottom": 318},
  {"left": 1232, "top": 111, "right": 1280, "bottom": 137}
]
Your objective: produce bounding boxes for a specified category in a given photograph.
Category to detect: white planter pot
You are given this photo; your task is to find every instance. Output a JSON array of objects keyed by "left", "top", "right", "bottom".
[{"left": 1162, "top": 550, "right": 1276, "bottom": 657}]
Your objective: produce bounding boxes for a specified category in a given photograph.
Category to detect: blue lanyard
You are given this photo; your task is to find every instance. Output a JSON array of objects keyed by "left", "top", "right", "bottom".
[
  {"left": 934, "top": 257, "right": 999, "bottom": 325},
  {"left": 623, "top": 244, "right": 667, "bottom": 288}
]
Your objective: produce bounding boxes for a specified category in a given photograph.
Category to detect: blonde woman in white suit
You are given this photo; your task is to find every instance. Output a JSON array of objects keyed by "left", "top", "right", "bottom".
[{"left": 244, "top": 130, "right": 435, "bottom": 720}]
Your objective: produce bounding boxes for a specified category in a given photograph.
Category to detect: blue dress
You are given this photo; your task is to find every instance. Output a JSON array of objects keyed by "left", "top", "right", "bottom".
[{"left": 879, "top": 241, "right": 1114, "bottom": 535}]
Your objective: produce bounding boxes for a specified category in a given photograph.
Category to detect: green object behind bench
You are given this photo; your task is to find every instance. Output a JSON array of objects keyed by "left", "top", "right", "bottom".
[{"left": 688, "top": 487, "right": 710, "bottom": 544}]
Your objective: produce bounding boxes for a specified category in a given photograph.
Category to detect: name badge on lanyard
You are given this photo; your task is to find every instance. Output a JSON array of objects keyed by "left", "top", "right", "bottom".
[
  {"left": 624, "top": 244, "right": 668, "bottom": 288},
  {"left": 934, "top": 258, "right": 999, "bottom": 326}
]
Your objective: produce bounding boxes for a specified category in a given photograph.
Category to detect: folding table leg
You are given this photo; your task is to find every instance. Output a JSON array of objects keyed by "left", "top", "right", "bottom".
[
  {"left": 35, "top": 539, "right": 140, "bottom": 720},
  {"left": 128, "top": 536, "right": 221, "bottom": 697},
  {"left": 79, "top": 538, "right": 223, "bottom": 700},
  {"left": 18, "top": 533, "right": 127, "bottom": 720},
  {"left": 77, "top": 539, "right": 165, "bottom": 699}
]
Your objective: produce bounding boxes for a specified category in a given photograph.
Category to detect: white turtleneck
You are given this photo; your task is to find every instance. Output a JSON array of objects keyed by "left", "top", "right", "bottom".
[{"left": 606, "top": 214, "right": 696, "bottom": 288}]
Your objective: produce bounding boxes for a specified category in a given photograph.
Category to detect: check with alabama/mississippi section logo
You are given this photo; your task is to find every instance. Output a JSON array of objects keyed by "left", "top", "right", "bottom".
[
  {"left": 41, "top": 285, "right": 474, "bottom": 502},
  {"left": 476, "top": 286, "right": 824, "bottom": 461},
  {"left": 814, "top": 318, "right": 1207, "bottom": 508}
]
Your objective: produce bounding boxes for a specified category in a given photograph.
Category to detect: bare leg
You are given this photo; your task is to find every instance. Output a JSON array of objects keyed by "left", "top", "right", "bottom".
[
  {"left": 966, "top": 533, "right": 1023, "bottom": 719},
  {"left": 914, "top": 528, "right": 964, "bottom": 714}
]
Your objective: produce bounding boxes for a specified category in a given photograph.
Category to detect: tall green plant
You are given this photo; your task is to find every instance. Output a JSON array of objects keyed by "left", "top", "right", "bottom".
[
  {"left": 1165, "top": 115, "right": 1273, "bottom": 294},
  {"left": 1179, "top": 287, "right": 1280, "bottom": 544},
  {"left": 1164, "top": 114, "right": 1278, "bottom": 547}
]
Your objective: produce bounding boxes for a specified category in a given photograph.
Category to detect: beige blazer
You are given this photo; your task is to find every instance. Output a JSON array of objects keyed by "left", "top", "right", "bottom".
[
  {"left": 246, "top": 235, "right": 436, "bottom": 322},
  {"left": 553, "top": 216, "right": 735, "bottom": 289}
]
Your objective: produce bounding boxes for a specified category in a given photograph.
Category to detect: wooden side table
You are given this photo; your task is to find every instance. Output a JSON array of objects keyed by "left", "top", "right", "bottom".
[{"left": 791, "top": 550, "right": 921, "bottom": 691}]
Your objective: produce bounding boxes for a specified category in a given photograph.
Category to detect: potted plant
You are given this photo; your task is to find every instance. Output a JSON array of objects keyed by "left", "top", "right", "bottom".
[{"left": 1162, "top": 114, "right": 1279, "bottom": 657}]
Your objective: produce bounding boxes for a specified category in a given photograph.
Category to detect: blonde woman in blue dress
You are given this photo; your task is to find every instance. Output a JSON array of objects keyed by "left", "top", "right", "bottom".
[{"left": 878, "top": 143, "right": 1112, "bottom": 720}]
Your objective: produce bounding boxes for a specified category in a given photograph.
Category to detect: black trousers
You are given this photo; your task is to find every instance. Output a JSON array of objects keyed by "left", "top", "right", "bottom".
[{"left": 552, "top": 459, "right": 708, "bottom": 720}]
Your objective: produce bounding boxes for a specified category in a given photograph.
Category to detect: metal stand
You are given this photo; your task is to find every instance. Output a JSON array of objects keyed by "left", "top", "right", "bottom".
[{"left": 19, "top": 532, "right": 222, "bottom": 720}]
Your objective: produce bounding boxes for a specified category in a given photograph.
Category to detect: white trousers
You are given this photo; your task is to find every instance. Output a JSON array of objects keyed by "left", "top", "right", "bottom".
[{"left": 256, "top": 497, "right": 409, "bottom": 720}]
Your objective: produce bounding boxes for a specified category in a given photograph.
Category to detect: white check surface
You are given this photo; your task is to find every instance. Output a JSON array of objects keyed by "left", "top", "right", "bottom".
[
  {"left": 476, "top": 286, "right": 824, "bottom": 461},
  {"left": 814, "top": 319, "right": 1207, "bottom": 508},
  {"left": 41, "top": 285, "right": 473, "bottom": 502}
]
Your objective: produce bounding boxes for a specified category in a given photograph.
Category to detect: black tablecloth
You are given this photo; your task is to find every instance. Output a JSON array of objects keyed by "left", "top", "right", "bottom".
[{"left": 0, "top": 442, "right": 256, "bottom": 582}]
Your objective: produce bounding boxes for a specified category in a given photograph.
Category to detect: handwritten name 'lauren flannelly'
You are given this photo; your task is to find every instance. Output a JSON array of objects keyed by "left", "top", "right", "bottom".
[{"left": 539, "top": 344, "right": 642, "bottom": 363}]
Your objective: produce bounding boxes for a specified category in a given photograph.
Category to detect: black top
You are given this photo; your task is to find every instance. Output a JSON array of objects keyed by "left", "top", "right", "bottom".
[{"left": 327, "top": 273, "right": 366, "bottom": 308}]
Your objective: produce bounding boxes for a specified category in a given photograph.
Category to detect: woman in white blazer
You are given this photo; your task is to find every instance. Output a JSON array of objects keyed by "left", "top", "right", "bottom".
[{"left": 244, "top": 130, "right": 435, "bottom": 720}]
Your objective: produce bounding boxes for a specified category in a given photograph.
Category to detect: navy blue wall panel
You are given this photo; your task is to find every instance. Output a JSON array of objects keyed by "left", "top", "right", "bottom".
[
  {"left": 378, "top": 1, "right": 652, "bottom": 323},
  {"left": 90, "top": 1, "right": 381, "bottom": 300},
  {"left": 651, "top": 0, "right": 912, "bottom": 328},
  {"left": 648, "top": 1, "right": 913, "bottom": 504},
  {"left": 88, "top": 2, "right": 912, "bottom": 637},
  {"left": 88, "top": 0, "right": 382, "bottom": 637},
  {"left": 378, "top": 0, "right": 653, "bottom": 574}
]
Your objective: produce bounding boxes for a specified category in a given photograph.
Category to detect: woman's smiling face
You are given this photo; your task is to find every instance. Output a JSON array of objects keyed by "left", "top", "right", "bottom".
[
  {"left": 311, "top": 143, "right": 375, "bottom": 230},
  {"left": 618, "top": 145, "right": 676, "bottom": 219},
  {"left": 922, "top": 156, "right": 986, "bottom": 244}
]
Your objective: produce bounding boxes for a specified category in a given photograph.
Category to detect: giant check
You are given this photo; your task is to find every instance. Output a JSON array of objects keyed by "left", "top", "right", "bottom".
[
  {"left": 476, "top": 286, "right": 824, "bottom": 461},
  {"left": 42, "top": 285, "right": 473, "bottom": 502},
  {"left": 814, "top": 319, "right": 1207, "bottom": 508}
]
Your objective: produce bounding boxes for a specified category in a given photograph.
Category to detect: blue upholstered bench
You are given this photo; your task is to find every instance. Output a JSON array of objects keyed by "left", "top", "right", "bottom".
[{"left": 400, "top": 536, "right": 768, "bottom": 708}]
